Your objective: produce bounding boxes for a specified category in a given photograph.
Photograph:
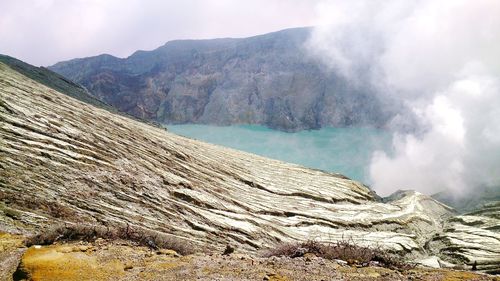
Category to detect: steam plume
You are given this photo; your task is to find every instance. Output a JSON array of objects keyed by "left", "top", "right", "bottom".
[{"left": 308, "top": 0, "right": 500, "bottom": 196}]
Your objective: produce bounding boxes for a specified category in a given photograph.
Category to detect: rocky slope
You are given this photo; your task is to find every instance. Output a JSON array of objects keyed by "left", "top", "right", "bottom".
[
  {"left": 428, "top": 201, "right": 500, "bottom": 274},
  {"left": 428, "top": 190, "right": 500, "bottom": 273},
  {"left": 0, "top": 55, "right": 159, "bottom": 127},
  {"left": 0, "top": 55, "right": 113, "bottom": 114},
  {"left": 432, "top": 187, "right": 500, "bottom": 214},
  {"left": 49, "top": 28, "right": 398, "bottom": 132},
  {"left": 0, "top": 59, "right": 498, "bottom": 277}
]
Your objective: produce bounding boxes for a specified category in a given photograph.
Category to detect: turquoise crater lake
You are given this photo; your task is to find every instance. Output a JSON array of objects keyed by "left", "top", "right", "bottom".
[{"left": 167, "top": 124, "right": 392, "bottom": 185}]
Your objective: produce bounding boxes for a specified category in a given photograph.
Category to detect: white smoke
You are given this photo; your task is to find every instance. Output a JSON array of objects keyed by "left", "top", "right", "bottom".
[{"left": 308, "top": 0, "right": 500, "bottom": 196}]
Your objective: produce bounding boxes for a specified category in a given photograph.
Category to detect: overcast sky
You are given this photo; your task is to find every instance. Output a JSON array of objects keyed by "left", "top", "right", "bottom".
[{"left": 0, "top": 0, "right": 320, "bottom": 66}]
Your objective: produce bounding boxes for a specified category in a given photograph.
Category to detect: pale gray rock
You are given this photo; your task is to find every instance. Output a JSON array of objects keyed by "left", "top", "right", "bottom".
[
  {"left": 427, "top": 203, "right": 500, "bottom": 274},
  {"left": 0, "top": 248, "right": 25, "bottom": 281},
  {"left": 416, "top": 256, "right": 442, "bottom": 269}
]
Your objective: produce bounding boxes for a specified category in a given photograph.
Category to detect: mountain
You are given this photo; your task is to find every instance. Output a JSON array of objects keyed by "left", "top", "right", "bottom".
[
  {"left": 49, "top": 28, "right": 397, "bottom": 132},
  {"left": 0, "top": 54, "right": 113, "bottom": 114},
  {"left": 432, "top": 187, "right": 500, "bottom": 214},
  {"left": 1, "top": 58, "right": 498, "bottom": 276},
  {"left": 0, "top": 54, "right": 161, "bottom": 127}
]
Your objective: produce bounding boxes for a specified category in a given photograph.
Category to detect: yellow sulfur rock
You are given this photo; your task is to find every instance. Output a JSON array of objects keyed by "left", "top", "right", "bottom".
[
  {"left": 156, "top": 249, "right": 180, "bottom": 257},
  {"left": 440, "top": 270, "right": 489, "bottom": 281},
  {"left": 0, "top": 232, "right": 24, "bottom": 252},
  {"left": 18, "top": 245, "right": 125, "bottom": 281}
]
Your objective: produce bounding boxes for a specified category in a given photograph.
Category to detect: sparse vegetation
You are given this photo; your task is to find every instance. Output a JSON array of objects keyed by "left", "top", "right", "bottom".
[
  {"left": 263, "top": 239, "right": 409, "bottom": 269},
  {"left": 0, "top": 204, "right": 22, "bottom": 219},
  {"left": 0, "top": 190, "right": 76, "bottom": 220},
  {"left": 26, "top": 224, "right": 196, "bottom": 255}
]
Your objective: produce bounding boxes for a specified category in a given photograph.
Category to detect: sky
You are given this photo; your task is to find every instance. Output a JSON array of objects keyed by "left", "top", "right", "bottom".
[{"left": 0, "top": 0, "right": 320, "bottom": 66}]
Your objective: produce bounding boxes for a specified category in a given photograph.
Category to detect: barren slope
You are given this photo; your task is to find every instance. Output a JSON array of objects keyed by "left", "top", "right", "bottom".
[
  {"left": 0, "top": 61, "right": 497, "bottom": 273},
  {"left": 428, "top": 202, "right": 500, "bottom": 274}
]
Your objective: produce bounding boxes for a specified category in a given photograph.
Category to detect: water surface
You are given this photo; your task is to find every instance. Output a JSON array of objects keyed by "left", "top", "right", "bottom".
[{"left": 167, "top": 124, "right": 392, "bottom": 184}]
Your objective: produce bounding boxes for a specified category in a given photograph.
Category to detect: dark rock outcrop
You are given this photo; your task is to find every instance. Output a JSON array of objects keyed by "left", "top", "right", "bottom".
[{"left": 49, "top": 28, "right": 397, "bottom": 131}]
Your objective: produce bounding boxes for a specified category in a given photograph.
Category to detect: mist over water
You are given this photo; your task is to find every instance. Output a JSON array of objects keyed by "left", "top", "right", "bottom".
[
  {"left": 308, "top": 0, "right": 500, "bottom": 197},
  {"left": 168, "top": 124, "right": 391, "bottom": 184}
]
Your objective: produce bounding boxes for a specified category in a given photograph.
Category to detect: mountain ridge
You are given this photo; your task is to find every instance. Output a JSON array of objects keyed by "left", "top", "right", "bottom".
[
  {"left": 0, "top": 54, "right": 163, "bottom": 128},
  {"left": 49, "top": 27, "right": 398, "bottom": 132}
]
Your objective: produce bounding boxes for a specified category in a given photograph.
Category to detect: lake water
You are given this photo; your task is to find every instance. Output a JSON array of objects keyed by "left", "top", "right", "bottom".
[{"left": 167, "top": 124, "right": 392, "bottom": 184}]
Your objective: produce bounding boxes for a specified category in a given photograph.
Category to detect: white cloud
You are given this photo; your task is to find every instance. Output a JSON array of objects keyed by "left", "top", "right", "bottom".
[{"left": 309, "top": 0, "right": 500, "bottom": 196}]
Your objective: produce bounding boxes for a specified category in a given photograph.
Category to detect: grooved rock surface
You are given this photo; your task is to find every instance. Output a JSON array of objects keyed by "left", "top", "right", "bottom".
[
  {"left": 428, "top": 202, "right": 500, "bottom": 274},
  {"left": 0, "top": 61, "right": 497, "bottom": 273},
  {"left": 49, "top": 28, "right": 399, "bottom": 132}
]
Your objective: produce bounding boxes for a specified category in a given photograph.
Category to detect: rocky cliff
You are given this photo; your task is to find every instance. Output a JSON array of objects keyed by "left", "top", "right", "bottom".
[
  {"left": 49, "top": 28, "right": 397, "bottom": 131},
  {"left": 1, "top": 59, "right": 499, "bottom": 275}
]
